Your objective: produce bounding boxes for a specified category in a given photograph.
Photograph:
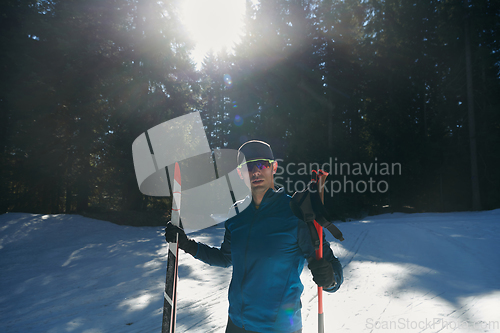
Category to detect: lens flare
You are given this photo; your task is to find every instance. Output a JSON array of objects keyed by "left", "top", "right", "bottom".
[
  {"left": 224, "top": 74, "right": 232, "bottom": 87},
  {"left": 234, "top": 115, "right": 244, "bottom": 127},
  {"left": 284, "top": 306, "right": 295, "bottom": 326}
]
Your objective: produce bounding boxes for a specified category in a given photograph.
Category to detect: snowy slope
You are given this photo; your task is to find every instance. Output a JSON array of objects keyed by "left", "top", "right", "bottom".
[{"left": 1, "top": 210, "right": 499, "bottom": 333}]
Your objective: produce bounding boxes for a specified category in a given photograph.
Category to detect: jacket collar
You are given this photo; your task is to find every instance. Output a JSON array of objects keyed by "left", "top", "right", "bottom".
[{"left": 251, "top": 186, "right": 284, "bottom": 209}]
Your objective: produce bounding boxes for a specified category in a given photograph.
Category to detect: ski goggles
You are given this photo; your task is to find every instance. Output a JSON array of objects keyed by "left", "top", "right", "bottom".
[{"left": 237, "top": 159, "right": 275, "bottom": 172}]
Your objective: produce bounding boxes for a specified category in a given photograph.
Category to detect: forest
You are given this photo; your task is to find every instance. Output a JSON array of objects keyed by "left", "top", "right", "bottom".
[{"left": 1, "top": 0, "right": 499, "bottom": 222}]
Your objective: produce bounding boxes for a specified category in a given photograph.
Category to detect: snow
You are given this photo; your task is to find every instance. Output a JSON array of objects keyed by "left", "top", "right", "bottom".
[{"left": 1, "top": 210, "right": 499, "bottom": 332}]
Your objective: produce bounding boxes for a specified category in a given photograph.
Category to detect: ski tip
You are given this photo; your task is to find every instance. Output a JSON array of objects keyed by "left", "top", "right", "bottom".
[{"left": 174, "top": 162, "right": 181, "bottom": 185}]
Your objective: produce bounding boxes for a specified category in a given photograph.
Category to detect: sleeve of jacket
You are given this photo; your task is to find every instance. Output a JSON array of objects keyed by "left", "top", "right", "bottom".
[
  {"left": 194, "top": 222, "right": 232, "bottom": 268},
  {"left": 297, "top": 220, "right": 343, "bottom": 292}
]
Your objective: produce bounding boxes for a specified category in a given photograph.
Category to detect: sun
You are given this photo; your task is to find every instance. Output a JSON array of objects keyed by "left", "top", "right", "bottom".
[{"left": 179, "top": 0, "right": 247, "bottom": 66}]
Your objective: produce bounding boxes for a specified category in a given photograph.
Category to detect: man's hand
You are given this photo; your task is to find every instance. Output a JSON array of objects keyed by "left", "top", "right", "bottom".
[
  {"left": 308, "top": 258, "right": 335, "bottom": 288},
  {"left": 165, "top": 222, "right": 198, "bottom": 256}
]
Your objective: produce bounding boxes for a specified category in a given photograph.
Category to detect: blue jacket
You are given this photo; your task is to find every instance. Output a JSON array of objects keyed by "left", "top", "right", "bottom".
[{"left": 195, "top": 187, "right": 343, "bottom": 332}]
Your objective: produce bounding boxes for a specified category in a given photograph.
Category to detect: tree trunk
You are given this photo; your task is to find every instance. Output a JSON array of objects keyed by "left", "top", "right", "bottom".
[{"left": 464, "top": 11, "right": 481, "bottom": 211}]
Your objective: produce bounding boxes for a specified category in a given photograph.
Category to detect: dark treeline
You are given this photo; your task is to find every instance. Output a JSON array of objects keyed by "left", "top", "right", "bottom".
[{"left": 1, "top": 0, "right": 499, "bottom": 220}]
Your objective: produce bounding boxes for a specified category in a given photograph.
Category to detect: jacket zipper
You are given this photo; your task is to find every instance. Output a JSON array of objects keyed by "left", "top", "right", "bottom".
[{"left": 240, "top": 206, "right": 258, "bottom": 328}]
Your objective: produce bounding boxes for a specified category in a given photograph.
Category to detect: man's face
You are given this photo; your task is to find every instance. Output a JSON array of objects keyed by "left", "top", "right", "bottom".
[{"left": 238, "top": 158, "right": 277, "bottom": 193}]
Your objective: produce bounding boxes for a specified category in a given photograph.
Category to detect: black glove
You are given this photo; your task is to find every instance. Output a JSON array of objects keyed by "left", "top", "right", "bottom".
[
  {"left": 165, "top": 222, "right": 198, "bottom": 256},
  {"left": 308, "top": 258, "right": 335, "bottom": 288}
]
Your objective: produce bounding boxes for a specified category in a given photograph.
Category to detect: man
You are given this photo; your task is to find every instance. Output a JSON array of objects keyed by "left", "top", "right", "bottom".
[{"left": 165, "top": 140, "right": 343, "bottom": 333}]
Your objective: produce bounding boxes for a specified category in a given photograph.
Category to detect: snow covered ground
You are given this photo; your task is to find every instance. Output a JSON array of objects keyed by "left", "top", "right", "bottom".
[{"left": 1, "top": 210, "right": 499, "bottom": 333}]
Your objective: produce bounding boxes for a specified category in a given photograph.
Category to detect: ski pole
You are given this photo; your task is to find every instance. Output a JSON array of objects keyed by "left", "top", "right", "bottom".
[
  {"left": 314, "top": 221, "right": 324, "bottom": 333},
  {"left": 162, "top": 162, "right": 182, "bottom": 333},
  {"left": 314, "top": 170, "right": 328, "bottom": 333}
]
